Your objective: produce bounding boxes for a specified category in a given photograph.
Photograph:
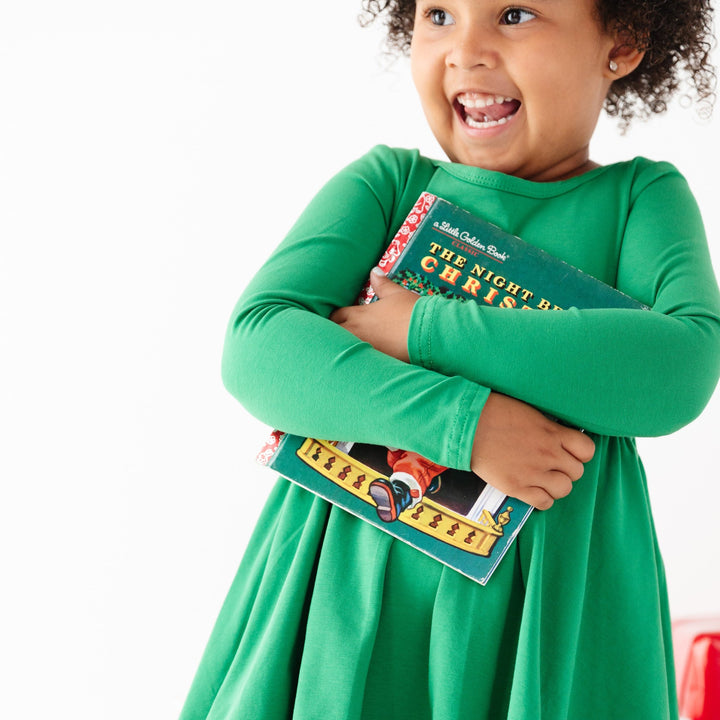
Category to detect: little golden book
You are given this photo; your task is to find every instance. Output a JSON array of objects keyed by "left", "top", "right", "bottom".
[{"left": 258, "top": 192, "right": 645, "bottom": 585}]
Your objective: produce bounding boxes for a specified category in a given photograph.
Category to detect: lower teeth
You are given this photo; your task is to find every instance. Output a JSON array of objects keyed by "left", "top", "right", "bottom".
[{"left": 465, "top": 114, "right": 510, "bottom": 129}]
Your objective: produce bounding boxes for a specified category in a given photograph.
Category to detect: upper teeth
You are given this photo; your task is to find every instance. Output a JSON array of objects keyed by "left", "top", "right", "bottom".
[{"left": 458, "top": 94, "right": 514, "bottom": 109}]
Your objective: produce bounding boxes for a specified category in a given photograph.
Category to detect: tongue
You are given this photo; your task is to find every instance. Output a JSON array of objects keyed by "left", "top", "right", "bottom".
[{"left": 467, "top": 99, "right": 520, "bottom": 122}]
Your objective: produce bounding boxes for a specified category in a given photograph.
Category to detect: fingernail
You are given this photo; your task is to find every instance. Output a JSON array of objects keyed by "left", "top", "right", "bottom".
[{"left": 371, "top": 266, "right": 386, "bottom": 277}]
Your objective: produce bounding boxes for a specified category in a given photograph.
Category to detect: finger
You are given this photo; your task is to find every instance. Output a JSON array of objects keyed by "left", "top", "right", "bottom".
[
  {"left": 555, "top": 454, "right": 586, "bottom": 483},
  {"left": 542, "top": 470, "right": 575, "bottom": 499},
  {"left": 562, "top": 429, "right": 596, "bottom": 464},
  {"left": 520, "top": 486, "right": 556, "bottom": 511},
  {"left": 330, "top": 307, "right": 349, "bottom": 324},
  {"left": 370, "top": 267, "right": 401, "bottom": 298}
]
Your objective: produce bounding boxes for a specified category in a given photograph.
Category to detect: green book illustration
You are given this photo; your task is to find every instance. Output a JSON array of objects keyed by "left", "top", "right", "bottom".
[{"left": 257, "top": 192, "right": 646, "bottom": 585}]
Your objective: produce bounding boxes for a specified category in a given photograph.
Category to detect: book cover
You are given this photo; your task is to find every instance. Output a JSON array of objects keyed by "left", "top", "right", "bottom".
[{"left": 257, "top": 193, "right": 646, "bottom": 585}]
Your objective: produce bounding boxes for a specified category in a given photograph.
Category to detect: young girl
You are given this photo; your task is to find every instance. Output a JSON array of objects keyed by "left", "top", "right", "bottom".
[{"left": 180, "top": 1, "right": 720, "bottom": 718}]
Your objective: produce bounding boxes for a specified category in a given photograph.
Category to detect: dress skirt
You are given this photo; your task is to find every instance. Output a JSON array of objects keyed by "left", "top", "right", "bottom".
[{"left": 178, "top": 435, "right": 678, "bottom": 720}]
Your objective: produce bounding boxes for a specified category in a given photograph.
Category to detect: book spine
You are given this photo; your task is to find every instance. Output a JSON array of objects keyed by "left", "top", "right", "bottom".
[
  {"left": 357, "top": 192, "right": 437, "bottom": 304},
  {"left": 257, "top": 429, "right": 286, "bottom": 466}
]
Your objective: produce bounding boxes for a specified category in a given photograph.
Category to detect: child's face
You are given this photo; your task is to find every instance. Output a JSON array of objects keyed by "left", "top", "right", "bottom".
[{"left": 411, "top": 0, "right": 617, "bottom": 181}]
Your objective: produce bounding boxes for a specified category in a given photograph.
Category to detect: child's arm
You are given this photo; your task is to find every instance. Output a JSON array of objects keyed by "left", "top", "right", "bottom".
[
  {"left": 222, "top": 148, "right": 490, "bottom": 470},
  {"left": 332, "top": 271, "right": 595, "bottom": 509},
  {"left": 223, "top": 144, "right": 598, "bottom": 508},
  {"left": 470, "top": 392, "right": 595, "bottom": 510},
  {"left": 336, "top": 167, "right": 720, "bottom": 438}
]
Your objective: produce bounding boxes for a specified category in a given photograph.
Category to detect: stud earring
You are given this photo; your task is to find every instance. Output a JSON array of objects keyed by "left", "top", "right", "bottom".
[{"left": 609, "top": 59, "right": 618, "bottom": 73}]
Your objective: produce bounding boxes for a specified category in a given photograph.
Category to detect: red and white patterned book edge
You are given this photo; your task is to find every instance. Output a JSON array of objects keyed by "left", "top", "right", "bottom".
[
  {"left": 357, "top": 192, "right": 438, "bottom": 304},
  {"left": 257, "top": 429, "right": 285, "bottom": 465}
]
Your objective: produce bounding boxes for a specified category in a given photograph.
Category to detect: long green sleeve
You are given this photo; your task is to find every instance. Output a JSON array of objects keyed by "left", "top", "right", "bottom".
[
  {"left": 222, "top": 146, "right": 720, "bottom": 472},
  {"left": 409, "top": 159, "right": 720, "bottom": 437},
  {"left": 222, "top": 147, "right": 488, "bottom": 469}
]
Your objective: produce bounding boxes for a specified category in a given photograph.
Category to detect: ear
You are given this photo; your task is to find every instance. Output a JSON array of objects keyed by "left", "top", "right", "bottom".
[{"left": 605, "top": 34, "right": 645, "bottom": 80}]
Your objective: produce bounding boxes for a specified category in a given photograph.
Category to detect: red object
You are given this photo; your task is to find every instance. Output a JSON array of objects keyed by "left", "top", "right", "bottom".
[
  {"left": 386, "top": 449, "right": 447, "bottom": 496},
  {"left": 673, "top": 618, "right": 720, "bottom": 719},
  {"left": 356, "top": 191, "right": 437, "bottom": 304}
]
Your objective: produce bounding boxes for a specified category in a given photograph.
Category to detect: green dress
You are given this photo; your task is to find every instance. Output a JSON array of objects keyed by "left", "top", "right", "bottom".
[{"left": 180, "top": 146, "right": 720, "bottom": 719}]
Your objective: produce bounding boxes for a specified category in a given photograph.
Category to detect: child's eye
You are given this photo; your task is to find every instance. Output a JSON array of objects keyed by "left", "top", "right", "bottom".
[
  {"left": 500, "top": 7, "right": 536, "bottom": 25},
  {"left": 427, "top": 8, "right": 455, "bottom": 26}
]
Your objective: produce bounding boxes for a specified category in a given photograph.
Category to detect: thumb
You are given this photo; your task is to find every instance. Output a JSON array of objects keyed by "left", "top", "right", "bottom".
[{"left": 370, "top": 266, "right": 398, "bottom": 298}]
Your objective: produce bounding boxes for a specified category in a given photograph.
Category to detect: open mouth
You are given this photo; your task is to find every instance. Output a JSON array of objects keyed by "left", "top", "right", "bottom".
[{"left": 455, "top": 92, "right": 521, "bottom": 129}]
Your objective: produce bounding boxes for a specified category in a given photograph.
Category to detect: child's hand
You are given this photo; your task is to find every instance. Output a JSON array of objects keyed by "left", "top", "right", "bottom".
[
  {"left": 471, "top": 392, "right": 596, "bottom": 510},
  {"left": 330, "top": 268, "right": 419, "bottom": 362}
]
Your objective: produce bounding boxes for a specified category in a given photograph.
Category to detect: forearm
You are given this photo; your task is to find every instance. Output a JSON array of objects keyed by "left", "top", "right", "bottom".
[
  {"left": 408, "top": 167, "right": 720, "bottom": 437},
  {"left": 221, "top": 146, "right": 489, "bottom": 468},
  {"left": 409, "top": 298, "right": 720, "bottom": 436},
  {"left": 222, "top": 302, "right": 488, "bottom": 468}
]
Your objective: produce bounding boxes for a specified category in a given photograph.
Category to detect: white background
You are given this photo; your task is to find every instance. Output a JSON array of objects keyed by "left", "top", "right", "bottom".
[{"left": 1, "top": 3, "right": 718, "bottom": 719}]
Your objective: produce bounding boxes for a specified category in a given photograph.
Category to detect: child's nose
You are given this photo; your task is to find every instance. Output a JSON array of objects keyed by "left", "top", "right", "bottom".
[{"left": 445, "top": 25, "right": 499, "bottom": 71}]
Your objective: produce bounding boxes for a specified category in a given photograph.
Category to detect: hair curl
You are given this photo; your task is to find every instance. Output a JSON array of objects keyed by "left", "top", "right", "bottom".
[{"left": 360, "top": 0, "right": 716, "bottom": 126}]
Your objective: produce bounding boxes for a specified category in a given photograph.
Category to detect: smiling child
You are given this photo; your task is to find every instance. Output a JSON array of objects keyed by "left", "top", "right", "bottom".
[{"left": 179, "top": 1, "right": 720, "bottom": 718}]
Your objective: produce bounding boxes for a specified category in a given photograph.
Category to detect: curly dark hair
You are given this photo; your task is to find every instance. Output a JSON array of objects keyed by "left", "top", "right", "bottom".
[{"left": 360, "top": 0, "right": 716, "bottom": 126}]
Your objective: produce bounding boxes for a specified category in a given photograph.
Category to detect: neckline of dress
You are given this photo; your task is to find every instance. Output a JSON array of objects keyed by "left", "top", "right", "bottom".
[{"left": 435, "top": 159, "right": 621, "bottom": 198}]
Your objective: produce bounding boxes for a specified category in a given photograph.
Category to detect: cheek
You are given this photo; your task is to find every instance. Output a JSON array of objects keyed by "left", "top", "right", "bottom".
[
  {"left": 411, "top": 66, "right": 444, "bottom": 118},
  {"left": 409, "top": 43, "right": 425, "bottom": 91},
  {"left": 525, "top": 68, "right": 594, "bottom": 120},
  {"left": 411, "top": 53, "right": 431, "bottom": 88},
  {"left": 411, "top": 44, "right": 444, "bottom": 89}
]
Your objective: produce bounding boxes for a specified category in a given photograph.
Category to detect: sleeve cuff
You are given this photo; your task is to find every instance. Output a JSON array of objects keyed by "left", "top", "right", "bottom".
[
  {"left": 408, "top": 295, "right": 491, "bottom": 470},
  {"left": 408, "top": 294, "right": 438, "bottom": 369}
]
